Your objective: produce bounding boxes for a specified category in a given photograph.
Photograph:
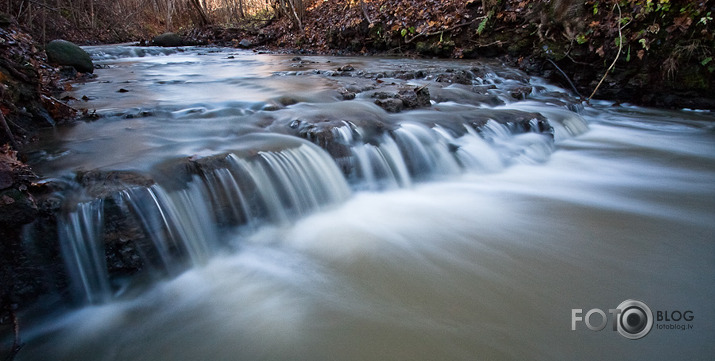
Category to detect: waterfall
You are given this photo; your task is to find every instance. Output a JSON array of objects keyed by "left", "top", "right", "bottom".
[
  {"left": 238, "top": 146, "right": 351, "bottom": 222},
  {"left": 321, "top": 111, "right": 563, "bottom": 190},
  {"left": 59, "top": 139, "right": 351, "bottom": 302},
  {"left": 54, "top": 97, "right": 586, "bottom": 305},
  {"left": 118, "top": 181, "right": 218, "bottom": 274},
  {"left": 58, "top": 200, "right": 112, "bottom": 304}
]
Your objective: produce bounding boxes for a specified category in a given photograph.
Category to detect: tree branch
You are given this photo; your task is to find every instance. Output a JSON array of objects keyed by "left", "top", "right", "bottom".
[
  {"left": 360, "top": 0, "right": 372, "bottom": 24},
  {"left": 546, "top": 59, "right": 583, "bottom": 99},
  {"left": 0, "top": 112, "right": 20, "bottom": 150},
  {"left": 589, "top": 3, "right": 624, "bottom": 101},
  {"left": 287, "top": 0, "right": 303, "bottom": 30},
  {"left": 405, "top": 16, "right": 487, "bottom": 44}
]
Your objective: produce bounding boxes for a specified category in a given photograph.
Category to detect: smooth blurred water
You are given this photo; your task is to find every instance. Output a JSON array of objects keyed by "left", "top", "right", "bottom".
[{"left": 16, "top": 46, "right": 715, "bottom": 360}]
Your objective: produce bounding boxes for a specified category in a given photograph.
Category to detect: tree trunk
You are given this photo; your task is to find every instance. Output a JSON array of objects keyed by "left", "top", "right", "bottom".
[
  {"left": 89, "top": 0, "right": 95, "bottom": 28},
  {"left": 189, "top": 0, "right": 210, "bottom": 26},
  {"left": 166, "top": 0, "right": 173, "bottom": 30}
]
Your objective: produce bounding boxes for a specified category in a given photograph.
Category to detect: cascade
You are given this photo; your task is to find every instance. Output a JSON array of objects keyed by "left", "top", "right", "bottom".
[{"left": 60, "top": 138, "right": 352, "bottom": 302}]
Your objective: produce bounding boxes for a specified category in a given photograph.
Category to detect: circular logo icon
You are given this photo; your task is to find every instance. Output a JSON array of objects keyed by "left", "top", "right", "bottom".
[{"left": 616, "top": 299, "right": 653, "bottom": 339}]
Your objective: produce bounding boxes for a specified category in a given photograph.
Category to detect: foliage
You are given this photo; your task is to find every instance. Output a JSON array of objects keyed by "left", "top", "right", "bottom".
[
  {"left": 579, "top": 0, "right": 714, "bottom": 77},
  {"left": 2, "top": 0, "right": 280, "bottom": 43},
  {"left": 2, "top": 0, "right": 711, "bottom": 106},
  {"left": 476, "top": 9, "right": 493, "bottom": 35}
]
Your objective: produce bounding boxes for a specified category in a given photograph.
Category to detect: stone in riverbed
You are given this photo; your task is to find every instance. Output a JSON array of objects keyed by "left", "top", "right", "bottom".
[
  {"left": 45, "top": 39, "right": 94, "bottom": 73},
  {"left": 152, "top": 32, "right": 184, "bottom": 47},
  {"left": 398, "top": 86, "right": 431, "bottom": 108},
  {"left": 375, "top": 98, "right": 404, "bottom": 113},
  {"left": 237, "top": 39, "right": 252, "bottom": 48},
  {"left": 371, "top": 86, "right": 431, "bottom": 112}
]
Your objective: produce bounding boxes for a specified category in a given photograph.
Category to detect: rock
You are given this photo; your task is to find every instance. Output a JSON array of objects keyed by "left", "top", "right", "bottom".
[
  {"left": 152, "top": 32, "right": 184, "bottom": 47},
  {"left": 337, "top": 64, "right": 354, "bottom": 72},
  {"left": 436, "top": 69, "right": 473, "bottom": 85},
  {"left": 45, "top": 39, "right": 94, "bottom": 73},
  {"left": 338, "top": 88, "right": 356, "bottom": 100},
  {"left": 371, "top": 91, "right": 395, "bottom": 100},
  {"left": 369, "top": 86, "right": 430, "bottom": 111},
  {"left": 398, "top": 86, "right": 431, "bottom": 109},
  {"left": 75, "top": 170, "right": 155, "bottom": 199},
  {"left": 509, "top": 86, "right": 533, "bottom": 100},
  {"left": 0, "top": 188, "right": 38, "bottom": 225},
  {"left": 237, "top": 39, "right": 252, "bottom": 48},
  {"left": 375, "top": 98, "right": 404, "bottom": 113}
]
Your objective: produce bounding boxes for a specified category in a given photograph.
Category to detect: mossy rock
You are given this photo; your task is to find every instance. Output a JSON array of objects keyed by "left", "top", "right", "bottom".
[
  {"left": 45, "top": 39, "right": 94, "bottom": 73},
  {"left": 152, "top": 32, "right": 184, "bottom": 47}
]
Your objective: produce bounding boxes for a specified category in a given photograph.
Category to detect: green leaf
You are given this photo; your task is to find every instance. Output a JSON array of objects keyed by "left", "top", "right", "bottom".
[
  {"left": 401, "top": 29, "right": 407, "bottom": 37},
  {"left": 409, "top": 26, "right": 416, "bottom": 34},
  {"left": 638, "top": 38, "right": 648, "bottom": 49},
  {"left": 701, "top": 57, "right": 713, "bottom": 66},
  {"left": 477, "top": 17, "right": 488, "bottom": 35},
  {"left": 626, "top": 46, "right": 631, "bottom": 62},
  {"left": 576, "top": 34, "right": 587, "bottom": 44},
  {"left": 477, "top": 9, "right": 494, "bottom": 35}
]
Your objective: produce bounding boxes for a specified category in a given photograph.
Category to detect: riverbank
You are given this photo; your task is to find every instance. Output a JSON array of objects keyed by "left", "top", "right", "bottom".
[
  {"left": 0, "top": 19, "right": 83, "bottom": 356},
  {"left": 181, "top": 0, "right": 715, "bottom": 110}
]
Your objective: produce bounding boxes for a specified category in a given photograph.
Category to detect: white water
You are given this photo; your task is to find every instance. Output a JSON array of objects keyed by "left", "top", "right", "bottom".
[{"left": 16, "top": 47, "right": 715, "bottom": 360}]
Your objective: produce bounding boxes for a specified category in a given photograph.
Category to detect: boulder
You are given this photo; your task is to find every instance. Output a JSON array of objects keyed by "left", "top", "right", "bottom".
[
  {"left": 45, "top": 39, "right": 94, "bottom": 73},
  {"left": 152, "top": 32, "right": 184, "bottom": 47},
  {"left": 237, "top": 39, "right": 252, "bottom": 48}
]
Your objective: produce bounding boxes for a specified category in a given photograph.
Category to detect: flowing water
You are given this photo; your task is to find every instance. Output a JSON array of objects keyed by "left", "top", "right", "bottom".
[{"left": 13, "top": 45, "right": 715, "bottom": 360}]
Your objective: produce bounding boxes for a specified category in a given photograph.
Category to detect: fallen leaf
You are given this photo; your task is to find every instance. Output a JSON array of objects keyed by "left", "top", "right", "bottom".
[{"left": 596, "top": 45, "right": 605, "bottom": 57}]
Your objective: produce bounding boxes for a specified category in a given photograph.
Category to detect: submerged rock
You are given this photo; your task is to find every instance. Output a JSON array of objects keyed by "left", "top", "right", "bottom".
[{"left": 45, "top": 39, "right": 94, "bottom": 73}]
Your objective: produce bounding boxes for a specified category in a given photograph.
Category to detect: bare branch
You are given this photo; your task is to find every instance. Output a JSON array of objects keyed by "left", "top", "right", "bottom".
[
  {"left": 405, "top": 17, "right": 487, "bottom": 44},
  {"left": 589, "top": 3, "right": 625, "bottom": 101}
]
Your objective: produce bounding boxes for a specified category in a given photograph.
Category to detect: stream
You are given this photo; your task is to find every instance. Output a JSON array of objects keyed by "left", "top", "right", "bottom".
[{"left": 13, "top": 45, "right": 715, "bottom": 360}]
